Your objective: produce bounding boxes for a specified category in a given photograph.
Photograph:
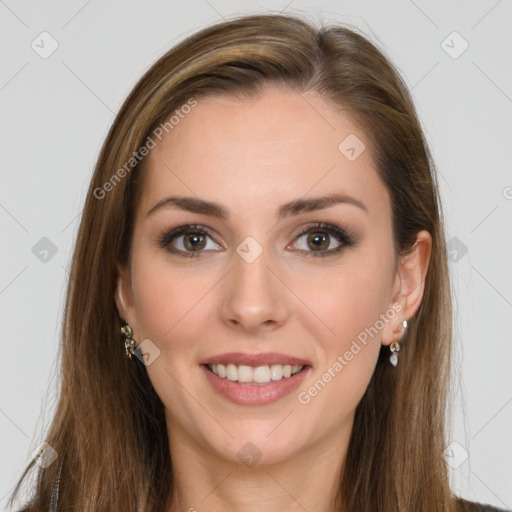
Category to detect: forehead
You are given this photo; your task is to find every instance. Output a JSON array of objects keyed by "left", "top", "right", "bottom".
[{"left": 137, "top": 86, "right": 390, "bottom": 222}]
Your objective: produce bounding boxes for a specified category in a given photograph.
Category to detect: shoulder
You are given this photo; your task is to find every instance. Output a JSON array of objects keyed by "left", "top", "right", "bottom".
[{"left": 455, "top": 497, "right": 511, "bottom": 512}]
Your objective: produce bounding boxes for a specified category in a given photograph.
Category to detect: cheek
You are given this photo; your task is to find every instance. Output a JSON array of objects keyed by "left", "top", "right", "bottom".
[
  {"left": 292, "top": 252, "right": 394, "bottom": 402},
  {"left": 295, "top": 256, "right": 394, "bottom": 348},
  {"left": 129, "top": 252, "right": 215, "bottom": 407},
  {"left": 294, "top": 282, "right": 387, "bottom": 422},
  {"left": 130, "top": 249, "right": 214, "bottom": 342}
]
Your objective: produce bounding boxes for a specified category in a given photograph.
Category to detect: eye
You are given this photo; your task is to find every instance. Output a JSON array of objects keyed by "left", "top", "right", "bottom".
[
  {"left": 158, "top": 222, "right": 356, "bottom": 259},
  {"left": 158, "top": 224, "right": 221, "bottom": 257},
  {"left": 290, "top": 222, "right": 356, "bottom": 257}
]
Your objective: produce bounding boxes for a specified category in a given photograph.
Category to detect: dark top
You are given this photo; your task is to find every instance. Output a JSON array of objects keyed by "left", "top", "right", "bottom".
[{"left": 457, "top": 498, "right": 511, "bottom": 512}]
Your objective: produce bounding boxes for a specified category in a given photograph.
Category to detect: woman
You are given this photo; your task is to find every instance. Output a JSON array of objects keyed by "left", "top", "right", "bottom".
[{"left": 9, "top": 13, "right": 509, "bottom": 512}]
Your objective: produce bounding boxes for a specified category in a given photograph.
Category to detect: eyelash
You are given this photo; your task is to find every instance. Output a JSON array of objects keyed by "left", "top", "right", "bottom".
[{"left": 157, "top": 222, "right": 357, "bottom": 259}]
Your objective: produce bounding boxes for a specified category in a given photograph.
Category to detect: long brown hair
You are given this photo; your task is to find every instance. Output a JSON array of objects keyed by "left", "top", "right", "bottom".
[{"left": 10, "top": 13, "right": 459, "bottom": 511}]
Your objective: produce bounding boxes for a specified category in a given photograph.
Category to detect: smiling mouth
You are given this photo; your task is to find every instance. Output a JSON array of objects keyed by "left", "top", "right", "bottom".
[{"left": 204, "top": 363, "right": 307, "bottom": 385}]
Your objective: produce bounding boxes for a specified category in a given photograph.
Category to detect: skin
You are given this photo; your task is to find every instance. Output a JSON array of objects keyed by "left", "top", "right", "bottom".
[{"left": 115, "top": 85, "right": 431, "bottom": 512}]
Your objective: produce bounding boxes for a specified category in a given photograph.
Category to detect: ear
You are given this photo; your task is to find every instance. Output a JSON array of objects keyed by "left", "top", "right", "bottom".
[
  {"left": 114, "top": 263, "right": 138, "bottom": 332},
  {"left": 381, "top": 230, "right": 432, "bottom": 346}
]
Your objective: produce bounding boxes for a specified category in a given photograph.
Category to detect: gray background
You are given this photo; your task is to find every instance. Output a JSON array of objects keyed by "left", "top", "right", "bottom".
[{"left": 1, "top": 0, "right": 511, "bottom": 509}]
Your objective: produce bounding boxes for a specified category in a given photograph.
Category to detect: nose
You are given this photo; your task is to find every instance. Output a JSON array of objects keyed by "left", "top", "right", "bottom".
[{"left": 219, "top": 243, "right": 290, "bottom": 334}]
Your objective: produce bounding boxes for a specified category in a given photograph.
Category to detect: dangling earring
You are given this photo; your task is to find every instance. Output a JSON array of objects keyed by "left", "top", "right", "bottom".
[
  {"left": 121, "top": 321, "right": 135, "bottom": 359},
  {"left": 389, "top": 319, "right": 407, "bottom": 367}
]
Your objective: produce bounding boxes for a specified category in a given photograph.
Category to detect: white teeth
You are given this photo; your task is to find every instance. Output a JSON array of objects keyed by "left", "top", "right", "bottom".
[
  {"left": 253, "top": 365, "right": 271, "bottom": 383},
  {"left": 238, "top": 365, "right": 253, "bottom": 383},
  {"left": 270, "top": 364, "right": 283, "bottom": 380},
  {"left": 208, "top": 363, "right": 304, "bottom": 384},
  {"left": 217, "top": 364, "right": 226, "bottom": 378},
  {"left": 226, "top": 363, "right": 238, "bottom": 382}
]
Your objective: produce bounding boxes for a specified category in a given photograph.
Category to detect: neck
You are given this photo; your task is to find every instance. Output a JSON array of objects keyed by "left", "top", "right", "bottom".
[{"left": 166, "top": 421, "right": 352, "bottom": 512}]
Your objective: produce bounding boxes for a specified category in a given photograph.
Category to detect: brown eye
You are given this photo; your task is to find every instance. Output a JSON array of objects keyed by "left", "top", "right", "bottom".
[
  {"left": 291, "top": 223, "right": 356, "bottom": 257},
  {"left": 182, "top": 232, "right": 207, "bottom": 251},
  {"left": 159, "top": 224, "right": 221, "bottom": 257},
  {"left": 295, "top": 230, "right": 338, "bottom": 253},
  {"left": 305, "top": 232, "right": 330, "bottom": 251}
]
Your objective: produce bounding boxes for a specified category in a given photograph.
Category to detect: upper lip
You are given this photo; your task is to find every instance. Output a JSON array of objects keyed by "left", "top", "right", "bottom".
[{"left": 200, "top": 352, "right": 312, "bottom": 367}]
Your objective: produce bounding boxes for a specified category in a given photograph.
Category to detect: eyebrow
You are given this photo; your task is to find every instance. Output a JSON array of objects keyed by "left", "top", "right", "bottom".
[{"left": 146, "top": 193, "right": 367, "bottom": 220}]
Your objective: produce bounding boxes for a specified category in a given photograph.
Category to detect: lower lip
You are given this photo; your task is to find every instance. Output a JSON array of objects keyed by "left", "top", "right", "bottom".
[{"left": 201, "top": 364, "right": 311, "bottom": 405}]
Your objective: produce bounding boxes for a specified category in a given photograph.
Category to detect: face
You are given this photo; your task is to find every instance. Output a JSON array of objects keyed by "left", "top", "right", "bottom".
[{"left": 115, "top": 85, "right": 425, "bottom": 467}]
